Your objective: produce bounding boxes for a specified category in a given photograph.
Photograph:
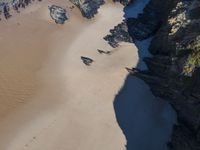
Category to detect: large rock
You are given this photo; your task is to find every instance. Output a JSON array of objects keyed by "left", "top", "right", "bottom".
[
  {"left": 104, "top": 21, "right": 133, "bottom": 48},
  {"left": 70, "top": 0, "right": 105, "bottom": 19},
  {"left": 69, "top": 0, "right": 132, "bottom": 19},
  {"left": 49, "top": 5, "right": 68, "bottom": 24}
]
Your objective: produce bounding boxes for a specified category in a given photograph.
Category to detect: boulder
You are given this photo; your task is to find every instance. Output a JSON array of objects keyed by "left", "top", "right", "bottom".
[
  {"left": 70, "top": 0, "right": 104, "bottom": 19},
  {"left": 49, "top": 5, "right": 68, "bottom": 24},
  {"left": 81, "top": 56, "right": 94, "bottom": 66},
  {"left": 104, "top": 21, "right": 133, "bottom": 48}
]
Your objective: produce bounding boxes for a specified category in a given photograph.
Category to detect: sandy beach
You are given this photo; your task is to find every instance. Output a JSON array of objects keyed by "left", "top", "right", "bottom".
[
  {"left": 0, "top": 0, "right": 177, "bottom": 149},
  {"left": 0, "top": 0, "right": 138, "bottom": 149}
]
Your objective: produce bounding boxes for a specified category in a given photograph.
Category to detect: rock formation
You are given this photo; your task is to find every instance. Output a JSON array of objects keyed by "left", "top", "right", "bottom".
[
  {"left": 104, "top": 21, "right": 133, "bottom": 48},
  {"left": 0, "top": 0, "right": 42, "bottom": 19},
  {"left": 81, "top": 56, "right": 94, "bottom": 66},
  {"left": 69, "top": 0, "right": 131, "bottom": 19},
  {"left": 49, "top": 5, "right": 68, "bottom": 24},
  {"left": 126, "top": 0, "right": 200, "bottom": 149},
  {"left": 127, "top": 0, "right": 178, "bottom": 40},
  {"left": 70, "top": 0, "right": 105, "bottom": 19}
]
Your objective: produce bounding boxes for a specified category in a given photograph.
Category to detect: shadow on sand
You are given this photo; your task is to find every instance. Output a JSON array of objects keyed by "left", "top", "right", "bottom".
[
  {"left": 114, "top": 74, "right": 176, "bottom": 150},
  {"left": 113, "top": 2, "right": 177, "bottom": 149}
]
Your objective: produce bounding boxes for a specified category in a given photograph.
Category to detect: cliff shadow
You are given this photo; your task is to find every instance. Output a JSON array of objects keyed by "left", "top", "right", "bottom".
[{"left": 113, "top": 31, "right": 177, "bottom": 150}]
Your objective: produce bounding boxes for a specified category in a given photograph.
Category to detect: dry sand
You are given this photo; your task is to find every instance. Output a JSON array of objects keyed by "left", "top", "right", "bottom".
[{"left": 0, "top": 0, "right": 138, "bottom": 149}]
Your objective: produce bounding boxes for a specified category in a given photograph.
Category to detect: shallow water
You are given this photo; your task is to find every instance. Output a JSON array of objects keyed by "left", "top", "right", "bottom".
[{"left": 114, "top": 1, "right": 177, "bottom": 150}]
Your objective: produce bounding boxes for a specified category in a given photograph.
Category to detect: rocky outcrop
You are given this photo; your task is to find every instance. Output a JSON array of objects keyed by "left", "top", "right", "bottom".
[
  {"left": 70, "top": 0, "right": 132, "bottom": 19},
  {"left": 49, "top": 5, "right": 68, "bottom": 24},
  {"left": 127, "top": 0, "right": 178, "bottom": 40},
  {"left": 104, "top": 0, "right": 177, "bottom": 47},
  {"left": 0, "top": 0, "right": 42, "bottom": 20},
  {"left": 81, "top": 56, "right": 94, "bottom": 66},
  {"left": 104, "top": 21, "right": 133, "bottom": 48},
  {"left": 127, "top": 0, "right": 200, "bottom": 149},
  {"left": 113, "top": 0, "right": 132, "bottom": 6},
  {"left": 70, "top": 0, "right": 105, "bottom": 19}
]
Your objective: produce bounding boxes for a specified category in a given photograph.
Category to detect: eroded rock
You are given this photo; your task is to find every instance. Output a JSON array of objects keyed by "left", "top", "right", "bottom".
[
  {"left": 49, "top": 5, "right": 68, "bottom": 24},
  {"left": 70, "top": 0, "right": 105, "bottom": 19},
  {"left": 104, "top": 21, "right": 133, "bottom": 48},
  {"left": 127, "top": 0, "right": 178, "bottom": 40},
  {"left": 81, "top": 56, "right": 94, "bottom": 66}
]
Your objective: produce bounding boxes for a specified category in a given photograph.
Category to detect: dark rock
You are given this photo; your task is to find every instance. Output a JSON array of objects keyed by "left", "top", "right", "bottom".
[
  {"left": 49, "top": 5, "right": 68, "bottom": 24},
  {"left": 70, "top": 0, "right": 133, "bottom": 19},
  {"left": 169, "top": 125, "right": 200, "bottom": 150},
  {"left": 70, "top": 0, "right": 105, "bottom": 19},
  {"left": 104, "top": 21, "right": 133, "bottom": 48},
  {"left": 127, "top": 0, "right": 178, "bottom": 40},
  {"left": 0, "top": 0, "right": 42, "bottom": 19},
  {"left": 113, "top": 0, "right": 132, "bottom": 6},
  {"left": 97, "top": 49, "right": 111, "bottom": 55},
  {"left": 81, "top": 56, "right": 94, "bottom": 66}
]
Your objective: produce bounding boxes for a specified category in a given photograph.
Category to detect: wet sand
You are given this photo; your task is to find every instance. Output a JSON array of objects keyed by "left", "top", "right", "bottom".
[{"left": 0, "top": 0, "right": 138, "bottom": 149}]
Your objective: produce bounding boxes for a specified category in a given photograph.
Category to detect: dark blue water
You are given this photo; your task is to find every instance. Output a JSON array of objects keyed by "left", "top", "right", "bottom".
[{"left": 113, "top": 1, "right": 177, "bottom": 150}]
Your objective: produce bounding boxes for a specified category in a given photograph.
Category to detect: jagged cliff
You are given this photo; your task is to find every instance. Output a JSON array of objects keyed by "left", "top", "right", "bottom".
[{"left": 127, "top": 0, "right": 200, "bottom": 149}]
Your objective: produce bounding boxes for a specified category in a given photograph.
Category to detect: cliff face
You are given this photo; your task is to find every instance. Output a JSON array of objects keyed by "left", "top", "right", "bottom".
[
  {"left": 127, "top": 0, "right": 179, "bottom": 40},
  {"left": 127, "top": 0, "right": 200, "bottom": 149}
]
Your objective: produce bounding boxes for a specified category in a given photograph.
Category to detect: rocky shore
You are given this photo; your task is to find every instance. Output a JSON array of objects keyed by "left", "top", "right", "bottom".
[{"left": 126, "top": 0, "right": 200, "bottom": 149}]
